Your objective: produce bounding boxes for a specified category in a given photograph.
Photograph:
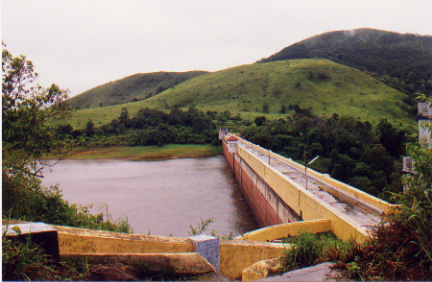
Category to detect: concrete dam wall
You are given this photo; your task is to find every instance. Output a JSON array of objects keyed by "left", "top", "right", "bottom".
[
  {"left": 223, "top": 138, "right": 301, "bottom": 227},
  {"left": 221, "top": 133, "right": 399, "bottom": 243}
]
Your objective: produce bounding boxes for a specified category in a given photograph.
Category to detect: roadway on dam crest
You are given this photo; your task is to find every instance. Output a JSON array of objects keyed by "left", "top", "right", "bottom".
[{"left": 239, "top": 142, "right": 381, "bottom": 234}]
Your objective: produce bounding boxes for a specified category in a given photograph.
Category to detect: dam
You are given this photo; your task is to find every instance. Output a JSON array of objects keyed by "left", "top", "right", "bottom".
[
  {"left": 4, "top": 133, "right": 399, "bottom": 280},
  {"left": 221, "top": 131, "right": 398, "bottom": 242}
]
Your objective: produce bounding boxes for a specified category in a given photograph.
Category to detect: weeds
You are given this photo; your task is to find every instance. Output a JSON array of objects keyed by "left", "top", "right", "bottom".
[
  {"left": 282, "top": 232, "right": 344, "bottom": 271},
  {"left": 332, "top": 214, "right": 432, "bottom": 281},
  {"left": 2, "top": 235, "right": 54, "bottom": 281},
  {"left": 282, "top": 232, "right": 323, "bottom": 271},
  {"left": 281, "top": 232, "right": 361, "bottom": 273},
  {"left": 331, "top": 117, "right": 432, "bottom": 281},
  {"left": 188, "top": 218, "right": 214, "bottom": 236}
]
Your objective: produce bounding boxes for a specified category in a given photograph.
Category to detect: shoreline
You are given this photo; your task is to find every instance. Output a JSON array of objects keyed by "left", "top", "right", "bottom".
[{"left": 43, "top": 144, "right": 223, "bottom": 161}]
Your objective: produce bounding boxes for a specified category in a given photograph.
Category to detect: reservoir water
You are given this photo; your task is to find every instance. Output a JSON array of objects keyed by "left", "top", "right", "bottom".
[{"left": 40, "top": 156, "right": 258, "bottom": 237}]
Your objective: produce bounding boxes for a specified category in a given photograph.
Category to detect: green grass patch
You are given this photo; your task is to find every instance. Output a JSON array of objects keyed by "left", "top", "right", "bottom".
[
  {"left": 50, "top": 144, "right": 222, "bottom": 161},
  {"left": 67, "top": 71, "right": 208, "bottom": 109},
  {"left": 281, "top": 232, "right": 357, "bottom": 272},
  {"left": 52, "top": 59, "right": 416, "bottom": 132}
]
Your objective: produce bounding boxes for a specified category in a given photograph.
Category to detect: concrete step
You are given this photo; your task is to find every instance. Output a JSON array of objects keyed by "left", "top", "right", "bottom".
[{"left": 258, "top": 263, "right": 346, "bottom": 282}]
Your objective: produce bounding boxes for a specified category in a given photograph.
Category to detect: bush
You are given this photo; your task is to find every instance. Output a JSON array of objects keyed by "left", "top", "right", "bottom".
[
  {"left": 2, "top": 233, "right": 90, "bottom": 281},
  {"left": 2, "top": 170, "right": 132, "bottom": 233},
  {"left": 282, "top": 233, "right": 323, "bottom": 271},
  {"left": 2, "top": 235, "right": 53, "bottom": 281},
  {"left": 282, "top": 232, "right": 346, "bottom": 271}
]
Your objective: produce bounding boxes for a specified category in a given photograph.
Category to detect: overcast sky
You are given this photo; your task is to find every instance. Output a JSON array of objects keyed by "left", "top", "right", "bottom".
[{"left": 2, "top": 0, "right": 432, "bottom": 97}]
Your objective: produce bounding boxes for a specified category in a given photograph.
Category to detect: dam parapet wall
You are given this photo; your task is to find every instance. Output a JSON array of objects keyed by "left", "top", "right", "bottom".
[{"left": 221, "top": 133, "right": 399, "bottom": 243}]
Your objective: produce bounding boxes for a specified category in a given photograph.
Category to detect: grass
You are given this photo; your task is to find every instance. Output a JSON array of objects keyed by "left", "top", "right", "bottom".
[
  {"left": 281, "top": 232, "right": 351, "bottom": 272},
  {"left": 2, "top": 234, "right": 90, "bottom": 281},
  {"left": 50, "top": 59, "right": 416, "bottom": 132},
  {"left": 45, "top": 144, "right": 222, "bottom": 161},
  {"left": 67, "top": 71, "right": 208, "bottom": 109}
]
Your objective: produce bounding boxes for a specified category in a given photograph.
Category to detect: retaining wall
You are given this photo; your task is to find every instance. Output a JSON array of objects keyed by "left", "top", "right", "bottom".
[
  {"left": 53, "top": 225, "right": 286, "bottom": 280},
  {"left": 223, "top": 140, "right": 301, "bottom": 228},
  {"left": 222, "top": 136, "right": 398, "bottom": 242}
]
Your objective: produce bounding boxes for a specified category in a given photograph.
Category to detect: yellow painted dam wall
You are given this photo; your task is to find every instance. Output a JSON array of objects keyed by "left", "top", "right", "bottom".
[{"left": 224, "top": 136, "right": 399, "bottom": 243}]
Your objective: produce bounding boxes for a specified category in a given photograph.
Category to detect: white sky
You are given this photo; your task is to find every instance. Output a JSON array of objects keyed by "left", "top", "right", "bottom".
[{"left": 2, "top": 0, "right": 432, "bottom": 97}]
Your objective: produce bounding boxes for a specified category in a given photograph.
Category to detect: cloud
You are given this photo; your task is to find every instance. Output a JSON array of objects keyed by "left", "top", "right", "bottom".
[{"left": 2, "top": 0, "right": 431, "bottom": 96}]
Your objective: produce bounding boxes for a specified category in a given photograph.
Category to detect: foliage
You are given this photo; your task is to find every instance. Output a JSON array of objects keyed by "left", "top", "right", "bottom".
[
  {"left": 2, "top": 234, "right": 54, "bottom": 281},
  {"left": 260, "top": 28, "right": 432, "bottom": 96},
  {"left": 188, "top": 218, "right": 214, "bottom": 236},
  {"left": 332, "top": 97, "right": 432, "bottom": 280},
  {"left": 282, "top": 232, "right": 353, "bottom": 272},
  {"left": 49, "top": 59, "right": 415, "bottom": 132},
  {"left": 282, "top": 232, "right": 325, "bottom": 271},
  {"left": 2, "top": 44, "right": 132, "bottom": 233},
  {"left": 2, "top": 163, "right": 132, "bottom": 232},
  {"left": 53, "top": 106, "right": 219, "bottom": 148},
  {"left": 67, "top": 71, "right": 208, "bottom": 109},
  {"left": 2, "top": 43, "right": 70, "bottom": 178},
  {"left": 336, "top": 214, "right": 431, "bottom": 280}
]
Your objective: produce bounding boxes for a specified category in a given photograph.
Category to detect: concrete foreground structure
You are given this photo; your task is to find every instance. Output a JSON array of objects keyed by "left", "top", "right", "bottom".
[
  {"left": 258, "top": 262, "right": 340, "bottom": 282},
  {"left": 3, "top": 221, "right": 288, "bottom": 280}
]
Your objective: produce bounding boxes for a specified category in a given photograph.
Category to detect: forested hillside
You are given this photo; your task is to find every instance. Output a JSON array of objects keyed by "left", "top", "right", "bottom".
[
  {"left": 68, "top": 71, "right": 208, "bottom": 109},
  {"left": 51, "top": 59, "right": 415, "bottom": 132},
  {"left": 260, "top": 28, "right": 432, "bottom": 96}
]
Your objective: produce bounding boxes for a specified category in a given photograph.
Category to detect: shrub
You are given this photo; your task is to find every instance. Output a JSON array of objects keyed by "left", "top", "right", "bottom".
[
  {"left": 282, "top": 232, "right": 347, "bottom": 271},
  {"left": 2, "top": 235, "right": 54, "bottom": 281},
  {"left": 2, "top": 170, "right": 132, "bottom": 233}
]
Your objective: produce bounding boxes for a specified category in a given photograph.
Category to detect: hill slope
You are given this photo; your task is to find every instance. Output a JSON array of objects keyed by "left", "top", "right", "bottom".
[
  {"left": 54, "top": 59, "right": 415, "bottom": 131},
  {"left": 67, "top": 71, "right": 208, "bottom": 109},
  {"left": 260, "top": 28, "right": 432, "bottom": 95}
]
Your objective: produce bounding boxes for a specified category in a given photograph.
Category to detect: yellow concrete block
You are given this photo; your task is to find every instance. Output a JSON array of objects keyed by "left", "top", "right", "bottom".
[
  {"left": 219, "top": 240, "right": 286, "bottom": 280},
  {"left": 242, "top": 258, "right": 283, "bottom": 281},
  {"left": 239, "top": 219, "right": 332, "bottom": 242},
  {"left": 55, "top": 226, "right": 195, "bottom": 254}
]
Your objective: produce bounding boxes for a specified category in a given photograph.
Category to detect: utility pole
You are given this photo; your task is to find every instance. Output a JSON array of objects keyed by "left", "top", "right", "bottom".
[{"left": 305, "top": 155, "right": 319, "bottom": 190}]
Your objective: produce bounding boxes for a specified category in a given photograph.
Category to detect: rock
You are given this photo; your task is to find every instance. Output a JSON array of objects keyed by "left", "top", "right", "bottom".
[
  {"left": 242, "top": 258, "right": 284, "bottom": 281},
  {"left": 257, "top": 262, "right": 343, "bottom": 282}
]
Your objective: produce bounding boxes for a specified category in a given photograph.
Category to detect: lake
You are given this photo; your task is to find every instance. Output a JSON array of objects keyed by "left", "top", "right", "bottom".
[{"left": 41, "top": 156, "right": 258, "bottom": 237}]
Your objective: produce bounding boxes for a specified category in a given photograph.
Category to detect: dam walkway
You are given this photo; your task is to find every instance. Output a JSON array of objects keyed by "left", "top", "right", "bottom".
[
  {"left": 223, "top": 133, "right": 398, "bottom": 242},
  {"left": 240, "top": 142, "right": 380, "bottom": 234}
]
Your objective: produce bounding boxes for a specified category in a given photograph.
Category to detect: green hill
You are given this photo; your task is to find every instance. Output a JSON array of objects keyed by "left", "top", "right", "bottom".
[
  {"left": 259, "top": 28, "right": 432, "bottom": 95},
  {"left": 53, "top": 59, "right": 415, "bottom": 132},
  {"left": 67, "top": 71, "right": 208, "bottom": 109}
]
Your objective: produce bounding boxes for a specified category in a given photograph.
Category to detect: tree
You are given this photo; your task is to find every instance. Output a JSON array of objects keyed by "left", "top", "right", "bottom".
[
  {"left": 254, "top": 116, "right": 267, "bottom": 126},
  {"left": 2, "top": 43, "right": 69, "bottom": 178},
  {"left": 376, "top": 119, "right": 406, "bottom": 158},
  {"left": 336, "top": 97, "right": 432, "bottom": 280},
  {"left": 2, "top": 44, "right": 132, "bottom": 233},
  {"left": 119, "top": 107, "right": 130, "bottom": 127},
  {"left": 84, "top": 120, "right": 95, "bottom": 137}
]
